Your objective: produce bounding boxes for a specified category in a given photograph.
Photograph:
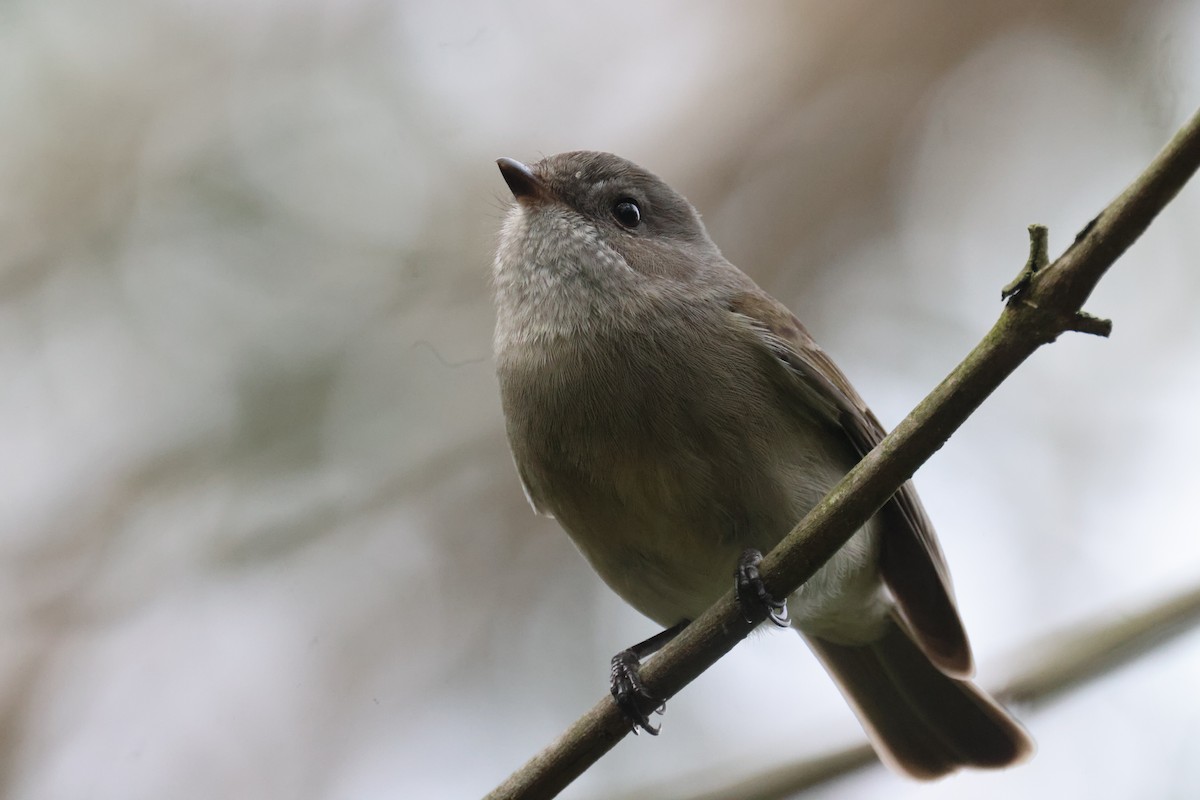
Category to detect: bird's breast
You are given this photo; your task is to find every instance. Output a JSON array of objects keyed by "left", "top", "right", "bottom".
[{"left": 497, "top": 320, "right": 821, "bottom": 623}]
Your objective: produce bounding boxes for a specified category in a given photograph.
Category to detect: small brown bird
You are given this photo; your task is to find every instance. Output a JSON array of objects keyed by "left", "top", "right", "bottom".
[{"left": 491, "top": 151, "right": 1032, "bottom": 779}]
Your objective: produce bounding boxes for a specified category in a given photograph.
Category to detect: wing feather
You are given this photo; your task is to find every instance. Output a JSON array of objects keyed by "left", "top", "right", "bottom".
[{"left": 728, "top": 290, "right": 972, "bottom": 677}]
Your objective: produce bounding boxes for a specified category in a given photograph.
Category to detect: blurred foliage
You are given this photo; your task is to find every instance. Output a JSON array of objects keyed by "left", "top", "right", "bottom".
[{"left": 2, "top": 1, "right": 1199, "bottom": 798}]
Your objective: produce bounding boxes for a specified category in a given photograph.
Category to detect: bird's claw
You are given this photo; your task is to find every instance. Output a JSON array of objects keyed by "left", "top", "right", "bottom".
[
  {"left": 736, "top": 548, "right": 789, "bottom": 627},
  {"left": 610, "top": 650, "right": 665, "bottom": 735}
]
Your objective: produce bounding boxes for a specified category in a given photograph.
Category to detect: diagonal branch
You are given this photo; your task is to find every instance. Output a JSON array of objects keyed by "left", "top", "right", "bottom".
[
  {"left": 484, "top": 107, "right": 1200, "bottom": 800},
  {"left": 611, "top": 578, "right": 1200, "bottom": 800}
]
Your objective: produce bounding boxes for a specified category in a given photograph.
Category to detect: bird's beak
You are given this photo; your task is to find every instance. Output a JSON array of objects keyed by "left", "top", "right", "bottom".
[{"left": 497, "top": 157, "right": 547, "bottom": 204}]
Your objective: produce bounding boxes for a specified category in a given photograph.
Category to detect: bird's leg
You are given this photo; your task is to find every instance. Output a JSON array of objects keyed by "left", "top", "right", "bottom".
[
  {"left": 610, "top": 620, "right": 688, "bottom": 735},
  {"left": 736, "top": 548, "right": 789, "bottom": 626}
]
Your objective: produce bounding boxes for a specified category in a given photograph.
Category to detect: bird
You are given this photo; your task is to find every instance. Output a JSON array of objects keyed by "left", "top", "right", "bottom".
[{"left": 490, "top": 150, "right": 1032, "bottom": 779}]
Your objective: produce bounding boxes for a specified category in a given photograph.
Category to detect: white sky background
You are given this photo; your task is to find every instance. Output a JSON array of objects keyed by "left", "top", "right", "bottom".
[{"left": 2, "top": 1, "right": 1200, "bottom": 798}]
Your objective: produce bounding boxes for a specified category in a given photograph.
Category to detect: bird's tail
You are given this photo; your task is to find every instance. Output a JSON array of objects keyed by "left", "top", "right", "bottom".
[{"left": 803, "top": 614, "right": 1033, "bottom": 779}]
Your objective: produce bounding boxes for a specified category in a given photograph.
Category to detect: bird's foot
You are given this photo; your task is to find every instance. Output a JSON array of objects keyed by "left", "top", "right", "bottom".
[
  {"left": 735, "top": 548, "right": 789, "bottom": 627},
  {"left": 610, "top": 649, "right": 665, "bottom": 735}
]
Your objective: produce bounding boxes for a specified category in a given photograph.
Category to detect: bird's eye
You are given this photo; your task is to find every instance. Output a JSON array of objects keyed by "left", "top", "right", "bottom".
[{"left": 612, "top": 199, "right": 641, "bottom": 228}]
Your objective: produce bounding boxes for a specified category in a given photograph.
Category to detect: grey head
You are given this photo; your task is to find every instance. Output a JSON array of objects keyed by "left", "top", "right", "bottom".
[
  {"left": 491, "top": 151, "right": 746, "bottom": 348},
  {"left": 494, "top": 151, "right": 728, "bottom": 284}
]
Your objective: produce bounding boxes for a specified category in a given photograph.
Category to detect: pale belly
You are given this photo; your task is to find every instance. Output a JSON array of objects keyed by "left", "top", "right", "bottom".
[
  {"left": 500, "top": 321, "right": 889, "bottom": 644},
  {"left": 543, "top": 434, "right": 889, "bottom": 643}
]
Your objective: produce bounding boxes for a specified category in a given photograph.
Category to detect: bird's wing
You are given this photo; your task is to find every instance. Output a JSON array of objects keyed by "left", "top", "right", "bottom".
[{"left": 727, "top": 289, "right": 973, "bottom": 677}]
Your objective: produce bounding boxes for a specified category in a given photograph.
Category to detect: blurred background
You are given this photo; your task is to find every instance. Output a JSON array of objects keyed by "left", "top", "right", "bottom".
[{"left": 3, "top": 1, "right": 1200, "bottom": 798}]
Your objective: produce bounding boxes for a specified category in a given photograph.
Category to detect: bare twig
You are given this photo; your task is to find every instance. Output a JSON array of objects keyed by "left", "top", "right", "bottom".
[
  {"left": 613, "top": 579, "right": 1200, "bottom": 800},
  {"left": 484, "top": 107, "right": 1200, "bottom": 800},
  {"left": 1001, "top": 581, "right": 1200, "bottom": 706}
]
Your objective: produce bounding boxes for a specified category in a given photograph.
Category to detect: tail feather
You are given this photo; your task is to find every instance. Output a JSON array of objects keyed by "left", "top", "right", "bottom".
[{"left": 804, "top": 615, "right": 1033, "bottom": 780}]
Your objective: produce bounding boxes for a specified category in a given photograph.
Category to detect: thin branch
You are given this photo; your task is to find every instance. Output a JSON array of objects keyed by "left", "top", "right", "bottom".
[
  {"left": 614, "top": 578, "right": 1200, "bottom": 800},
  {"left": 1000, "top": 223, "right": 1050, "bottom": 300},
  {"left": 484, "top": 107, "right": 1200, "bottom": 800},
  {"left": 1001, "top": 580, "right": 1200, "bottom": 706}
]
